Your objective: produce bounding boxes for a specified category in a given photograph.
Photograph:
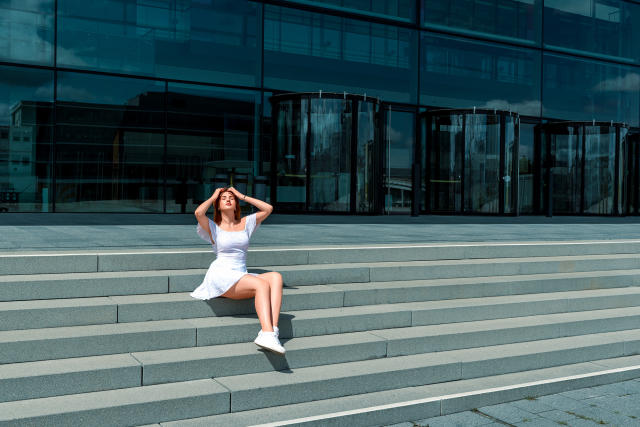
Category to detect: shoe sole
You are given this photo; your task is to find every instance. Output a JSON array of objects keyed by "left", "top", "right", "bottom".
[{"left": 255, "top": 341, "right": 285, "bottom": 356}]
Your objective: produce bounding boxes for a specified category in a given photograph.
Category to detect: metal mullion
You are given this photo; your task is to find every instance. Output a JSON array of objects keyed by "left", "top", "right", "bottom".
[
  {"left": 350, "top": 98, "right": 358, "bottom": 213},
  {"left": 580, "top": 126, "right": 586, "bottom": 214},
  {"left": 499, "top": 115, "right": 506, "bottom": 214},
  {"left": 614, "top": 126, "right": 621, "bottom": 215},
  {"left": 305, "top": 96, "right": 311, "bottom": 212},
  {"left": 461, "top": 114, "right": 466, "bottom": 213}
]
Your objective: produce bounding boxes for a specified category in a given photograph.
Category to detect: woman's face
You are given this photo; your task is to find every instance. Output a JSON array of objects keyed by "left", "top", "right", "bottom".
[{"left": 219, "top": 191, "right": 236, "bottom": 212}]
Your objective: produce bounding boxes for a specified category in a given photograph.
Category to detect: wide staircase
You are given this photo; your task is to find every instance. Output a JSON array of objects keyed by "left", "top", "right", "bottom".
[{"left": 2, "top": 241, "right": 640, "bottom": 426}]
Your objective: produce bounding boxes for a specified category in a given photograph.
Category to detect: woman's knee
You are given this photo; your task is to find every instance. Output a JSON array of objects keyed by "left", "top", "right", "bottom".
[{"left": 263, "top": 272, "right": 283, "bottom": 289}]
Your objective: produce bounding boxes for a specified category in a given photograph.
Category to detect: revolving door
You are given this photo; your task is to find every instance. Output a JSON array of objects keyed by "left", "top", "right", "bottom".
[
  {"left": 270, "top": 92, "right": 382, "bottom": 213},
  {"left": 541, "top": 121, "right": 628, "bottom": 215},
  {"left": 423, "top": 109, "right": 520, "bottom": 214}
]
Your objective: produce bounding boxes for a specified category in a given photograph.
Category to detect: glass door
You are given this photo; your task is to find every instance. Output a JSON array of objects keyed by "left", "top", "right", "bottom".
[
  {"left": 429, "top": 114, "right": 464, "bottom": 212},
  {"left": 383, "top": 108, "right": 415, "bottom": 214}
]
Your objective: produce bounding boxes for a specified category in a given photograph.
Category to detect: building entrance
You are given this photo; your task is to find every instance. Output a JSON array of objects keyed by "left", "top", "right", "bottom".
[
  {"left": 541, "top": 122, "right": 628, "bottom": 215},
  {"left": 270, "top": 92, "right": 383, "bottom": 213},
  {"left": 422, "top": 109, "right": 520, "bottom": 214}
]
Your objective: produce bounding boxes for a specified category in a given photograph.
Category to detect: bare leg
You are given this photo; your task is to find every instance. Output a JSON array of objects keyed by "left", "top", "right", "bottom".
[
  {"left": 259, "top": 272, "right": 283, "bottom": 328},
  {"left": 221, "top": 275, "right": 273, "bottom": 332}
]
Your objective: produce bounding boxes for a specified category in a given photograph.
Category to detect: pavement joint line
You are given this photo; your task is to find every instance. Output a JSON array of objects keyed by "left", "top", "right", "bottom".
[
  {"left": 5, "top": 240, "right": 640, "bottom": 257},
  {"left": 248, "top": 364, "right": 640, "bottom": 427}
]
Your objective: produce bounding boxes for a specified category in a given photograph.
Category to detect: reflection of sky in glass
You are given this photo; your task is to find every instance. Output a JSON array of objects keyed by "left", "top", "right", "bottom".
[
  {"left": 0, "top": 65, "right": 52, "bottom": 125},
  {"left": 56, "top": 72, "right": 164, "bottom": 105}
]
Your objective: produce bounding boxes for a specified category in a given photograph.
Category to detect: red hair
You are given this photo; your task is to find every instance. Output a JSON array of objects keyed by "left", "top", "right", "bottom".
[{"left": 213, "top": 188, "right": 241, "bottom": 224}]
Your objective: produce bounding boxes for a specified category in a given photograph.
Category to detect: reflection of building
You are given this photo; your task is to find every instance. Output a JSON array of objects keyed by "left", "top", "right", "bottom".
[{"left": 1, "top": 1, "right": 639, "bottom": 215}]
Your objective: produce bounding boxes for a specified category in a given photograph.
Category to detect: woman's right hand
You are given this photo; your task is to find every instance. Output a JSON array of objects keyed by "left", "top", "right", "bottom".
[{"left": 211, "top": 187, "right": 225, "bottom": 201}]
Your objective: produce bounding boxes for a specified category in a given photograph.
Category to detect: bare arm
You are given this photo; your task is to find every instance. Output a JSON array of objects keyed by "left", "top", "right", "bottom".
[
  {"left": 194, "top": 188, "right": 223, "bottom": 241},
  {"left": 228, "top": 186, "right": 273, "bottom": 224}
]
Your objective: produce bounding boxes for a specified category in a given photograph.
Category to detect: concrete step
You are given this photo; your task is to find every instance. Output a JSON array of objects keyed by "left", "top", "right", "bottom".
[
  {"left": 4, "top": 269, "right": 640, "bottom": 328},
  {"left": 187, "top": 328, "right": 640, "bottom": 412},
  {"left": 3, "top": 286, "right": 640, "bottom": 364},
  {"left": 2, "top": 332, "right": 640, "bottom": 425},
  {"left": 4, "top": 240, "right": 640, "bottom": 275},
  {"left": 160, "top": 354, "right": 640, "bottom": 427},
  {"left": 5, "top": 253, "right": 640, "bottom": 302},
  {"left": 5, "top": 306, "right": 640, "bottom": 402},
  {"left": 0, "top": 378, "right": 229, "bottom": 427}
]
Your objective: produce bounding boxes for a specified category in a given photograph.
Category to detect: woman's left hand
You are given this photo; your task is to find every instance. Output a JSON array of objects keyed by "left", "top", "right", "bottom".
[{"left": 228, "top": 186, "right": 245, "bottom": 200}]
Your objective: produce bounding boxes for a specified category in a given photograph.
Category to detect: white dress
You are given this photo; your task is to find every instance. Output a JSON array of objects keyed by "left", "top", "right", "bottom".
[{"left": 190, "top": 213, "right": 260, "bottom": 300}]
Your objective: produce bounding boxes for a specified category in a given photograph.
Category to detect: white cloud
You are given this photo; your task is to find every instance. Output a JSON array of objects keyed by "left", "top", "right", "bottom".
[
  {"left": 480, "top": 99, "right": 541, "bottom": 116},
  {"left": 593, "top": 73, "right": 640, "bottom": 92}
]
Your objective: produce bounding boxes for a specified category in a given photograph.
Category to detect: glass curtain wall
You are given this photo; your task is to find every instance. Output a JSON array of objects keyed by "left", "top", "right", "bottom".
[
  {"left": 166, "top": 84, "right": 261, "bottom": 214},
  {"left": 0, "top": 65, "right": 54, "bottom": 213},
  {"left": 271, "top": 92, "right": 381, "bottom": 213},
  {"left": 424, "top": 109, "right": 519, "bottom": 214},
  {"left": 55, "top": 72, "right": 166, "bottom": 212},
  {"left": 542, "top": 122, "right": 628, "bottom": 215}
]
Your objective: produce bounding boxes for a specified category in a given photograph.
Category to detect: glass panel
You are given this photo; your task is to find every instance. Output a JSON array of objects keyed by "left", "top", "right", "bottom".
[
  {"left": 544, "top": 0, "right": 640, "bottom": 64},
  {"left": 549, "top": 126, "right": 581, "bottom": 214},
  {"left": 429, "top": 114, "right": 463, "bottom": 212},
  {"left": 422, "top": 0, "right": 542, "bottom": 45},
  {"left": 57, "top": 0, "right": 259, "bottom": 86},
  {"left": 275, "top": 99, "right": 307, "bottom": 210},
  {"left": 503, "top": 117, "right": 517, "bottom": 214},
  {"left": 518, "top": 122, "right": 536, "bottom": 213},
  {"left": 543, "top": 53, "right": 640, "bottom": 127},
  {"left": 55, "top": 72, "right": 165, "bottom": 212},
  {"left": 355, "top": 100, "right": 378, "bottom": 213},
  {"left": 464, "top": 114, "right": 500, "bottom": 213},
  {"left": 281, "top": 0, "right": 415, "bottom": 22},
  {"left": 0, "top": 65, "right": 53, "bottom": 213},
  {"left": 583, "top": 126, "right": 613, "bottom": 214},
  {"left": 166, "top": 83, "right": 260, "bottom": 214},
  {"left": 420, "top": 33, "right": 541, "bottom": 116},
  {"left": 309, "top": 98, "right": 351, "bottom": 211},
  {"left": 0, "top": 0, "right": 54, "bottom": 65},
  {"left": 384, "top": 109, "right": 414, "bottom": 213},
  {"left": 628, "top": 132, "right": 640, "bottom": 214},
  {"left": 264, "top": 5, "right": 418, "bottom": 103}
]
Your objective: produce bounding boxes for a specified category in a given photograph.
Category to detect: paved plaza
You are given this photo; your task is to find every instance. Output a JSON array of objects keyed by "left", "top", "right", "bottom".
[
  {"left": 387, "top": 379, "right": 640, "bottom": 426},
  {"left": 2, "top": 213, "right": 640, "bottom": 251}
]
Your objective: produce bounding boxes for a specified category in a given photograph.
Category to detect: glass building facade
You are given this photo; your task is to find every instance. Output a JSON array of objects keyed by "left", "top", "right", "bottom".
[{"left": 0, "top": 0, "right": 639, "bottom": 215}]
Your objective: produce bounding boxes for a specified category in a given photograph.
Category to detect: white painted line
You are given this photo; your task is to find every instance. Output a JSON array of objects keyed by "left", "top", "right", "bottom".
[
  {"left": 3, "top": 239, "right": 640, "bottom": 257},
  {"left": 251, "top": 364, "right": 640, "bottom": 426}
]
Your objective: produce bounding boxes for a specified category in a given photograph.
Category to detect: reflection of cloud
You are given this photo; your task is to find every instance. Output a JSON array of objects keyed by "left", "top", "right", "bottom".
[
  {"left": 0, "top": 102, "right": 10, "bottom": 126},
  {"left": 481, "top": 99, "right": 541, "bottom": 115},
  {"left": 34, "top": 83, "right": 54, "bottom": 99},
  {"left": 55, "top": 84, "right": 96, "bottom": 102},
  {"left": 593, "top": 73, "right": 640, "bottom": 92}
]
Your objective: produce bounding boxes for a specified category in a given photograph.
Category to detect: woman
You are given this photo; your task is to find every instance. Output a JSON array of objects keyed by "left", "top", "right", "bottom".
[{"left": 192, "top": 186, "right": 285, "bottom": 355}]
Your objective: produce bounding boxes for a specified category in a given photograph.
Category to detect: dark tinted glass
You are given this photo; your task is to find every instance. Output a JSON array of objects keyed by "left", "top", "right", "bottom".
[
  {"left": 383, "top": 109, "right": 414, "bottom": 213},
  {"left": 420, "top": 33, "right": 541, "bottom": 116},
  {"left": 518, "top": 122, "right": 536, "bottom": 213},
  {"left": 0, "top": 0, "right": 54, "bottom": 65},
  {"left": 0, "top": 65, "right": 53, "bottom": 213},
  {"left": 264, "top": 5, "right": 418, "bottom": 103},
  {"left": 543, "top": 53, "right": 640, "bottom": 126},
  {"left": 422, "top": 0, "right": 541, "bottom": 45},
  {"left": 57, "top": 0, "right": 260, "bottom": 86},
  {"left": 166, "top": 83, "right": 261, "bottom": 214},
  {"left": 283, "top": 0, "right": 415, "bottom": 22},
  {"left": 544, "top": 0, "right": 640, "bottom": 64},
  {"left": 55, "top": 72, "right": 165, "bottom": 212}
]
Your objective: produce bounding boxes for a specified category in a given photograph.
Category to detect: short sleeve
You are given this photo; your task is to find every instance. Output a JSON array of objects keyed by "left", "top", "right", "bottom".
[
  {"left": 245, "top": 213, "right": 260, "bottom": 239},
  {"left": 196, "top": 217, "right": 216, "bottom": 246}
]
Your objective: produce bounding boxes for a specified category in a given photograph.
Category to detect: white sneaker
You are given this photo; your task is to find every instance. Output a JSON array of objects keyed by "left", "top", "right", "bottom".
[
  {"left": 254, "top": 331, "right": 285, "bottom": 355},
  {"left": 258, "top": 326, "right": 279, "bottom": 338}
]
